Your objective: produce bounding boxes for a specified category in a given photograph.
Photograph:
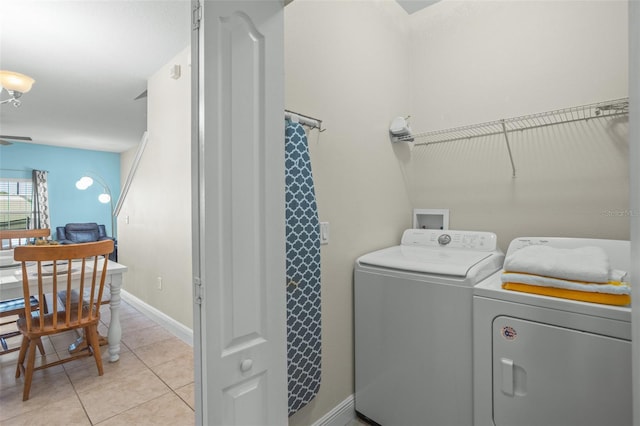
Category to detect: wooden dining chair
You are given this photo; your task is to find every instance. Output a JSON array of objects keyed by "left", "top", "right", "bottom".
[
  {"left": 0, "top": 229, "right": 50, "bottom": 356},
  {"left": 0, "top": 228, "right": 51, "bottom": 250},
  {"left": 13, "top": 239, "right": 114, "bottom": 401}
]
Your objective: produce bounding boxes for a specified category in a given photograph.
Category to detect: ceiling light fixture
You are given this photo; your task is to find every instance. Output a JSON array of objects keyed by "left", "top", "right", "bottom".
[{"left": 0, "top": 70, "right": 35, "bottom": 107}]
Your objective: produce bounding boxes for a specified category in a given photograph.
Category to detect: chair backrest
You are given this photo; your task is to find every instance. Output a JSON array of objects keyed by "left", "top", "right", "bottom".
[
  {"left": 14, "top": 240, "right": 114, "bottom": 333},
  {"left": 0, "top": 229, "right": 51, "bottom": 250}
]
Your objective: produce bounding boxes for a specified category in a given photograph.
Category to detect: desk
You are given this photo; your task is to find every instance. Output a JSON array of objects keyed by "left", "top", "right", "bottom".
[{"left": 0, "top": 253, "right": 128, "bottom": 362}]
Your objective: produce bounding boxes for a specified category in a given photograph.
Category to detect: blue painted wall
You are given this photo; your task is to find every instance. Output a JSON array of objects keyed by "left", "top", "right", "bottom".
[{"left": 0, "top": 142, "right": 120, "bottom": 238}]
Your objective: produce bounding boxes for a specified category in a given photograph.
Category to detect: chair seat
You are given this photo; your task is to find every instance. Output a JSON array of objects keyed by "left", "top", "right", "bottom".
[
  {"left": 0, "top": 296, "right": 39, "bottom": 317},
  {"left": 0, "top": 297, "right": 45, "bottom": 356},
  {"left": 17, "top": 305, "right": 97, "bottom": 336}
]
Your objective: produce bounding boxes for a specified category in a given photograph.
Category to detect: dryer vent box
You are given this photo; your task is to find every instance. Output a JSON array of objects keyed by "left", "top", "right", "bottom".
[{"left": 413, "top": 209, "right": 449, "bottom": 230}]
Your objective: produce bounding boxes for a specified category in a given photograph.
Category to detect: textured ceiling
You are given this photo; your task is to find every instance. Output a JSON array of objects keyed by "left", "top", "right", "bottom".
[
  {"left": 0, "top": 0, "right": 190, "bottom": 153},
  {"left": 0, "top": 1, "right": 439, "bottom": 153}
]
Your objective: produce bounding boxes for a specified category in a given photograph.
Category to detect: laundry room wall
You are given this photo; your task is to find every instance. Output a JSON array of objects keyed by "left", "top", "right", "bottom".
[
  {"left": 287, "top": 0, "right": 628, "bottom": 423},
  {"left": 403, "top": 0, "right": 629, "bottom": 251},
  {"left": 285, "top": 0, "right": 413, "bottom": 424}
]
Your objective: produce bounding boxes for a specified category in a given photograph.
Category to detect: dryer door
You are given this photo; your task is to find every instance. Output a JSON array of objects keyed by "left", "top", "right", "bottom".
[{"left": 492, "top": 316, "right": 631, "bottom": 426}]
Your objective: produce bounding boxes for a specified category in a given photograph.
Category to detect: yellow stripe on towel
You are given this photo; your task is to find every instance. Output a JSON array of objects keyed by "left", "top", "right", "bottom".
[{"left": 502, "top": 282, "right": 631, "bottom": 306}]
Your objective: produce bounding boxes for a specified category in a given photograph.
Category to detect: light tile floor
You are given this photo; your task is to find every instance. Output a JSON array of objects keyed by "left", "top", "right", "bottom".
[{"left": 0, "top": 298, "right": 195, "bottom": 425}]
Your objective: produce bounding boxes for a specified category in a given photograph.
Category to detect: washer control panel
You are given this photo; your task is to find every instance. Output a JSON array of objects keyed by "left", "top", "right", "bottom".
[{"left": 401, "top": 229, "right": 498, "bottom": 251}]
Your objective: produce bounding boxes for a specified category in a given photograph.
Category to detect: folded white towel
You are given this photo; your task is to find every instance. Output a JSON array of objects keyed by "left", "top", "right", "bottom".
[
  {"left": 501, "top": 272, "right": 631, "bottom": 295},
  {"left": 610, "top": 269, "right": 628, "bottom": 282},
  {"left": 503, "top": 245, "right": 610, "bottom": 283}
]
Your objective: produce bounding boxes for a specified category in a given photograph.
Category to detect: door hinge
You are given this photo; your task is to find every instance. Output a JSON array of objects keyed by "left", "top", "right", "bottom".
[
  {"left": 192, "top": 2, "right": 202, "bottom": 30},
  {"left": 194, "top": 276, "right": 203, "bottom": 304}
]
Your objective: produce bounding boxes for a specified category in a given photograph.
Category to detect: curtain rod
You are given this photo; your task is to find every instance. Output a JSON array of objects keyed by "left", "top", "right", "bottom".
[{"left": 285, "top": 109, "right": 325, "bottom": 132}]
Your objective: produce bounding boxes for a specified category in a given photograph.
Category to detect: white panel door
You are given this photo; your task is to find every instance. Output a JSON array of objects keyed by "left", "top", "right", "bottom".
[{"left": 191, "top": 1, "right": 287, "bottom": 425}]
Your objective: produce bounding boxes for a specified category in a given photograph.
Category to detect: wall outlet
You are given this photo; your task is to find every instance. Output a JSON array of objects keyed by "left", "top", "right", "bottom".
[{"left": 156, "top": 276, "right": 163, "bottom": 290}]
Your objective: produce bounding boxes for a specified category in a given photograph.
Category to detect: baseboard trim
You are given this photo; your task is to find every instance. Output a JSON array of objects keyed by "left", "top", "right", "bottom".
[
  {"left": 120, "top": 289, "right": 193, "bottom": 346},
  {"left": 311, "top": 394, "right": 355, "bottom": 426},
  {"left": 120, "top": 291, "right": 356, "bottom": 425}
]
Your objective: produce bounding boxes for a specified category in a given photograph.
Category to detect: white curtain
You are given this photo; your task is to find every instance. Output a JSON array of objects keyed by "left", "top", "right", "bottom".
[{"left": 32, "top": 170, "right": 50, "bottom": 230}]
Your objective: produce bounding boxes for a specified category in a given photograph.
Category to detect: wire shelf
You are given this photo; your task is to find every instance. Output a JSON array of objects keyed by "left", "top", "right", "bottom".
[
  {"left": 393, "top": 98, "right": 629, "bottom": 178},
  {"left": 397, "top": 98, "right": 629, "bottom": 146}
]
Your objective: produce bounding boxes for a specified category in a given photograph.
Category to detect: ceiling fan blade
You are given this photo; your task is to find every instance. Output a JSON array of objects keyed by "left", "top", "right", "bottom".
[
  {"left": 0, "top": 139, "right": 13, "bottom": 146},
  {"left": 0, "top": 135, "right": 32, "bottom": 141},
  {"left": 134, "top": 90, "right": 147, "bottom": 100}
]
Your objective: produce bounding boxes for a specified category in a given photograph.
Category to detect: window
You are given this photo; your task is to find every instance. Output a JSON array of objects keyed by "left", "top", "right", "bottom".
[{"left": 0, "top": 178, "right": 34, "bottom": 230}]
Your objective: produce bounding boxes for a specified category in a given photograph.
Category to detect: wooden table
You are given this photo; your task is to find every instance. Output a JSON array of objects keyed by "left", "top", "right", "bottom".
[{"left": 0, "top": 252, "right": 128, "bottom": 362}]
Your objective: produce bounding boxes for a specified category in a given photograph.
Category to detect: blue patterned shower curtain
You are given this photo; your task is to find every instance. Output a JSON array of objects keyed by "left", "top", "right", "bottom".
[{"left": 285, "top": 120, "right": 322, "bottom": 416}]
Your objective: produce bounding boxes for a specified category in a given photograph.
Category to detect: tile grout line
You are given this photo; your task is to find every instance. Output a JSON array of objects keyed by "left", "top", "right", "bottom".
[
  {"left": 127, "top": 338, "right": 196, "bottom": 413},
  {"left": 87, "top": 341, "right": 195, "bottom": 424},
  {"left": 59, "top": 332, "right": 99, "bottom": 426},
  {"left": 101, "top": 301, "right": 195, "bottom": 415},
  {"left": 2, "top": 301, "right": 194, "bottom": 424}
]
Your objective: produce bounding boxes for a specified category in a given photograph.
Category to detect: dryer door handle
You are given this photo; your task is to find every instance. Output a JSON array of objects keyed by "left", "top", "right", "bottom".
[{"left": 500, "top": 357, "right": 514, "bottom": 396}]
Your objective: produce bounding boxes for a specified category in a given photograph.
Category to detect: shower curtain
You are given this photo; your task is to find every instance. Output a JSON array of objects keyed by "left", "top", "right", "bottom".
[{"left": 285, "top": 120, "right": 322, "bottom": 416}]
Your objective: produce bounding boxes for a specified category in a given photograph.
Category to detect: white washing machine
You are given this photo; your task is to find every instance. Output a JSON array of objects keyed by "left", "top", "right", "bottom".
[
  {"left": 354, "top": 229, "right": 504, "bottom": 426},
  {"left": 473, "top": 237, "right": 632, "bottom": 426}
]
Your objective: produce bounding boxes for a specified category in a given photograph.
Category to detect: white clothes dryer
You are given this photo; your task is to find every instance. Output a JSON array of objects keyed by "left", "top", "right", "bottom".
[
  {"left": 473, "top": 237, "right": 632, "bottom": 426},
  {"left": 354, "top": 229, "right": 504, "bottom": 426}
]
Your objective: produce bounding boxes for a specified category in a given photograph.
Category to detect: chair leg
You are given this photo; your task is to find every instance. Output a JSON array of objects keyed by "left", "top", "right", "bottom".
[
  {"left": 36, "top": 339, "right": 45, "bottom": 356},
  {"left": 22, "top": 339, "right": 38, "bottom": 401},
  {"left": 86, "top": 326, "right": 104, "bottom": 376},
  {"left": 15, "top": 336, "right": 28, "bottom": 378}
]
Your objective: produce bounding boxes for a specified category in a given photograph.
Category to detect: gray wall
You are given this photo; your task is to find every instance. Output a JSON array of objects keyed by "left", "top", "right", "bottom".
[
  {"left": 286, "top": 1, "right": 414, "bottom": 423},
  {"left": 407, "top": 0, "right": 629, "bottom": 251},
  {"left": 118, "top": 47, "right": 193, "bottom": 329},
  {"left": 286, "top": 0, "right": 629, "bottom": 424}
]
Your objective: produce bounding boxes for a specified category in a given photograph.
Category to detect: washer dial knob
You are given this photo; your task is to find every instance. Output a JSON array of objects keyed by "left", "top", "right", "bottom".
[{"left": 438, "top": 234, "right": 452, "bottom": 245}]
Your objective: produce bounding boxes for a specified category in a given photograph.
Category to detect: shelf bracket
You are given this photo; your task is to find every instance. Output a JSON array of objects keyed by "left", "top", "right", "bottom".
[{"left": 500, "top": 120, "right": 516, "bottom": 178}]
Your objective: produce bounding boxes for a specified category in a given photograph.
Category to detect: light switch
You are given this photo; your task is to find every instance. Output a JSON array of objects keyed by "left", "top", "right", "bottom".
[{"left": 320, "top": 222, "right": 329, "bottom": 245}]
